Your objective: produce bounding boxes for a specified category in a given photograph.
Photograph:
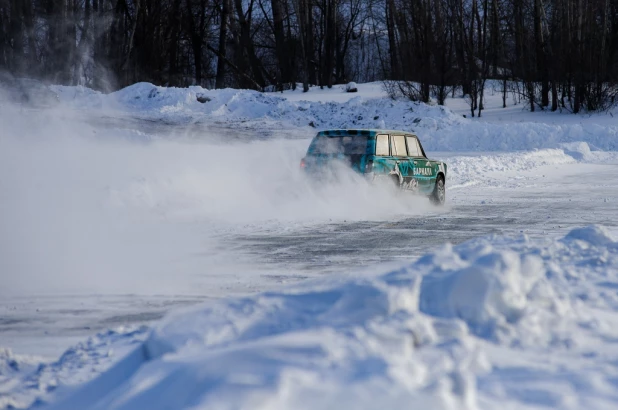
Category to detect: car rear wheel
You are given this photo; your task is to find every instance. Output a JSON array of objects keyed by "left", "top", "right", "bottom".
[{"left": 430, "top": 176, "right": 445, "bottom": 206}]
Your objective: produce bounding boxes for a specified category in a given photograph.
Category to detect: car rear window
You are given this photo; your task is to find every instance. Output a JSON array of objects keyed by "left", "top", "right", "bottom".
[{"left": 309, "top": 136, "right": 369, "bottom": 155}]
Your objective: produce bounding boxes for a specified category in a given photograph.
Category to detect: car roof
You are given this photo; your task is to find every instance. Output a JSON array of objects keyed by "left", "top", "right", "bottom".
[{"left": 316, "top": 129, "right": 418, "bottom": 137}]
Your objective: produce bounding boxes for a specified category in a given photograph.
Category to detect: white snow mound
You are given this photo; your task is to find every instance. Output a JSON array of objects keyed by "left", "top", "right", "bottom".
[
  {"left": 564, "top": 224, "right": 616, "bottom": 246},
  {"left": 31, "top": 225, "right": 618, "bottom": 410},
  {"left": 49, "top": 82, "right": 618, "bottom": 152},
  {"left": 419, "top": 249, "right": 551, "bottom": 341}
]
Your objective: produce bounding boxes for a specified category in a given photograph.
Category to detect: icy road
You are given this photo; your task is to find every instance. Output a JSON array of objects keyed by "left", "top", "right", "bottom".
[{"left": 1, "top": 113, "right": 617, "bottom": 359}]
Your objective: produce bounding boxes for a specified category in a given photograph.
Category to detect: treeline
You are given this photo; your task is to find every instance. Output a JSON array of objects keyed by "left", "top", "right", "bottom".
[
  {"left": 384, "top": 0, "right": 618, "bottom": 114},
  {"left": 1, "top": 0, "right": 618, "bottom": 113}
]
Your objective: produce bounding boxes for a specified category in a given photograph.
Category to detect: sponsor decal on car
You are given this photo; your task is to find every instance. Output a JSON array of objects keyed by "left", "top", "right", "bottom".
[{"left": 413, "top": 167, "right": 433, "bottom": 176}]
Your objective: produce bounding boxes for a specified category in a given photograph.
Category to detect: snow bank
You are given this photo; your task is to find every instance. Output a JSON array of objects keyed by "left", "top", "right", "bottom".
[
  {"left": 444, "top": 148, "right": 579, "bottom": 188},
  {"left": 50, "top": 82, "right": 618, "bottom": 152},
  {"left": 565, "top": 225, "right": 616, "bottom": 246},
  {"left": 21, "top": 226, "right": 618, "bottom": 410},
  {"left": 441, "top": 142, "right": 618, "bottom": 189},
  {"left": 420, "top": 251, "right": 537, "bottom": 335},
  {"left": 53, "top": 82, "right": 466, "bottom": 131},
  {"left": 0, "top": 327, "right": 148, "bottom": 409},
  {"left": 429, "top": 121, "right": 618, "bottom": 152}
]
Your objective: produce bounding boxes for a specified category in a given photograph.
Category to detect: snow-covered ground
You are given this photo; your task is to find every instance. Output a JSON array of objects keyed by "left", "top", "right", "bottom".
[
  {"left": 49, "top": 81, "right": 618, "bottom": 151},
  {"left": 1, "top": 81, "right": 618, "bottom": 409},
  {"left": 5, "top": 227, "right": 618, "bottom": 409}
]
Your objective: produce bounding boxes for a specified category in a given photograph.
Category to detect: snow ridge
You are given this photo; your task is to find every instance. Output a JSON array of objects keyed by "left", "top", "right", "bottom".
[
  {"left": 0, "top": 327, "right": 148, "bottom": 409},
  {"left": 50, "top": 82, "right": 618, "bottom": 152},
  {"left": 28, "top": 226, "right": 618, "bottom": 410}
]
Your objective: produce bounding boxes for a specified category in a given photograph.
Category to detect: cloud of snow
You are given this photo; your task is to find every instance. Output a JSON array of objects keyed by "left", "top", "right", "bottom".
[{"left": 0, "top": 103, "right": 435, "bottom": 297}]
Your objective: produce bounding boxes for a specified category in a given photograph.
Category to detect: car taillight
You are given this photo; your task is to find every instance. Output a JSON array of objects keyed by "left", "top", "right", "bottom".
[
  {"left": 364, "top": 160, "right": 373, "bottom": 173},
  {"left": 300, "top": 158, "right": 306, "bottom": 168}
]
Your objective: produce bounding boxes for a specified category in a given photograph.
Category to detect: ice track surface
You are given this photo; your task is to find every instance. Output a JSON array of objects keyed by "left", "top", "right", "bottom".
[{"left": 1, "top": 110, "right": 618, "bottom": 359}]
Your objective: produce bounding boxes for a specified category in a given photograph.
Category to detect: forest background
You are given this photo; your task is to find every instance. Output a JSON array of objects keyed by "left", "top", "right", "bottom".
[{"left": 2, "top": 0, "right": 618, "bottom": 113}]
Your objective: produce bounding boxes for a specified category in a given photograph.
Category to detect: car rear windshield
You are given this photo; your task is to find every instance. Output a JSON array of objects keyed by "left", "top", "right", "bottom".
[{"left": 308, "top": 136, "right": 369, "bottom": 155}]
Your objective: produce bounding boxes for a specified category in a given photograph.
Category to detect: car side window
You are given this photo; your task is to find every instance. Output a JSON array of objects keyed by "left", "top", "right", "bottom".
[
  {"left": 406, "top": 136, "right": 420, "bottom": 156},
  {"left": 416, "top": 138, "right": 428, "bottom": 157},
  {"left": 392, "top": 135, "right": 407, "bottom": 156},
  {"left": 375, "top": 134, "right": 390, "bottom": 156}
]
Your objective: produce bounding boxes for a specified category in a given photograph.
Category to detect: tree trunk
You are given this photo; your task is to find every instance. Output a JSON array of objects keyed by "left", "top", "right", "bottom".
[
  {"left": 323, "top": 0, "right": 336, "bottom": 88},
  {"left": 122, "top": 0, "right": 140, "bottom": 83},
  {"left": 502, "top": 77, "right": 507, "bottom": 108},
  {"left": 233, "top": 0, "right": 266, "bottom": 89},
  {"left": 574, "top": 84, "right": 581, "bottom": 113},
  {"left": 385, "top": 0, "right": 399, "bottom": 79},
  {"left": 23, "top": 0, "right": 38, "bottom": 72},
  {"left": 168, "top": 0, "right": 182, "bottom": 85},
  {"left": 9, "top": 0, "right": 24, "bottom": 73},
  {"left": 534, "top": 0, "right": 549, "bottom": 107},
  {"left": 284, "top": 1, "right": 297, "bottom": 89},
  {"left": 551, "top": 81, "right": 558, "bottom": 111},
  {"left": 184, "top": 0, "right": 208, "bottom": 86},
  {"left": 271, "top": 0, "right": 289, "bottom": 90},
  {"left": 192, "top": 35, "right": 203, "bottom": 84},
  {"left": 294, "top": 0, "right": 310, "bottom": 91},
  {"left": 306, "top": 0, "right": 315, "bottom": 85},
  {"left": 215, "top": 0, "right": 229, "bottom": 88}
]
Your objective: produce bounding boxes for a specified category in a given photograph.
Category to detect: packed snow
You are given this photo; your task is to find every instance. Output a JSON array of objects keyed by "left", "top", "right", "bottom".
[
  {"left": 48, "top": 81, "right": 618, "bottom": 152},
  {"left": 3, "top": 227, "right": 618, "bottom": 409},
  {"left": 1, "top": 80, "right": 618, "bottom": 409}
]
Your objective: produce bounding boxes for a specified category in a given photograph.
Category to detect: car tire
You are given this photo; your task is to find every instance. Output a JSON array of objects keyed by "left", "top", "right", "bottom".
[{"left": 430, "top": 175, "right": 446, "bottom": 206}]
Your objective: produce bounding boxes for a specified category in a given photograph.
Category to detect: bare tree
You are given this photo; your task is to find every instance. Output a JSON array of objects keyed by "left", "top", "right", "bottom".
[{"left": 0, "top": 0, "right": 616, "bottom": 114}]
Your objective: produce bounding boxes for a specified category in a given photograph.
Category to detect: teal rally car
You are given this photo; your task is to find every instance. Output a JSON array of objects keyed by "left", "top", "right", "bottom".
[{"left": 300, "top": 129, "right": 447, "bottom": 205}]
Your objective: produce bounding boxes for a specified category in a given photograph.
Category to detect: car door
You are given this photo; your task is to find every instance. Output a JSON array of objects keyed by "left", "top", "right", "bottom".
[
  {"left": 390, "top": 134, "right": 415, "bottom": 190},
  {"left": 416, "top": 138, "right": 439, "bottom": 193},
  {"left": 406, "top": 135, "right": 434, "bottom": 193},
  {"left": 372, "top": 133, "right": 391, "bottom": 176},
  {"left": 372, "top": 134, "right": 406, "bottom": 186}
]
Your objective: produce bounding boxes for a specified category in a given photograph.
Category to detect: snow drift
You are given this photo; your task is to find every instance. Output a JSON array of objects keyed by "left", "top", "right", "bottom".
[
  {"left": 9, "top": 225, "right": 613, "bottom": 410},
  {"left": 48, "top": 82, "right": 618, "bottom": 152}
]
